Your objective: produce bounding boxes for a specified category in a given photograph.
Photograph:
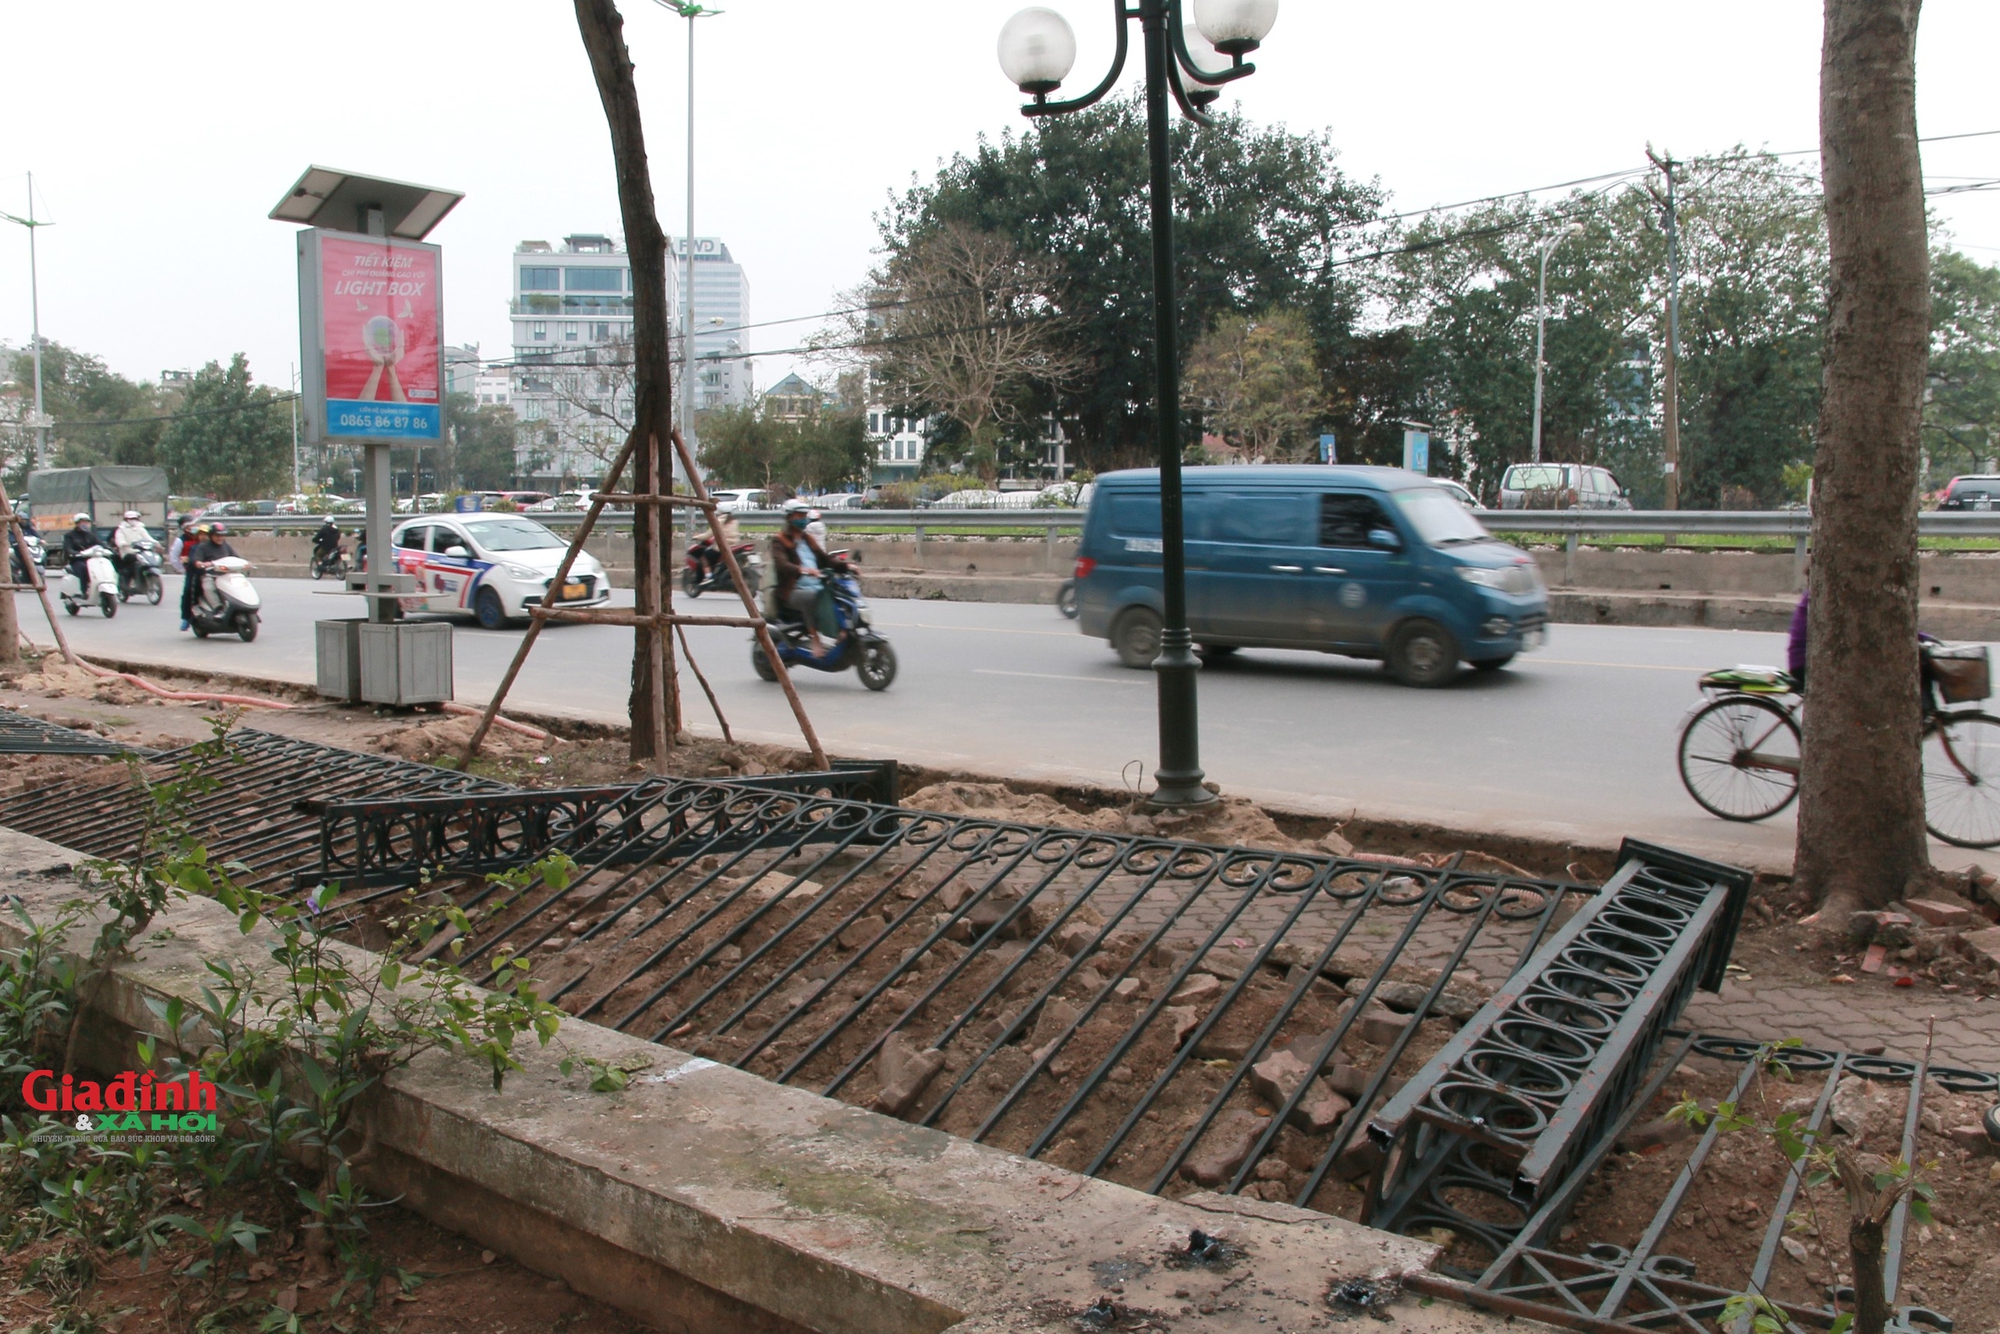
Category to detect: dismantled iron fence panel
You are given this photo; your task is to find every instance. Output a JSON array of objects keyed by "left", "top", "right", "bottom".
[
  {"left": 1418, "top": 1036, "right": 1995, "bottom": 1334},
  {"left": 0, "top": 705, "right": 148, "bottom": 757},
  {"left": 320, "top": 780, "right": 1759, "bottom": 1237},
  {"left": 0, "top": 730, "right": 511, "bottom": 891},
  {"left": 1365, "top": 840, "right": 1750, "bottom": 1245}
]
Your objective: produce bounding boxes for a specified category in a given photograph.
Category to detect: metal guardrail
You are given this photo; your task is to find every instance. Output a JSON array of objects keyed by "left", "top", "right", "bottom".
[{"left": 188, "top": 508, "right": 2000, "bottom": 541}]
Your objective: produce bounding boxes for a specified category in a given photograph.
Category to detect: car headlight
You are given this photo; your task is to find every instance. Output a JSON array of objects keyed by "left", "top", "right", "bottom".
[
  {"left": 505, "top": 564, "right": 539, "bottom": 580},
  {"left": 1458, "top": 567, "right": 1507, "bottom": 590},
  {"left": 1459, "top": 565, "right": 1540, "bottom": 595}
]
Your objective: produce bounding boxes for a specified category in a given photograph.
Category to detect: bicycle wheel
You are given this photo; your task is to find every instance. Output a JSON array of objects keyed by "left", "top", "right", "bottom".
[
  {"left": 1678, "top": 695, "right": 1801, "bottom": 822},
  {"left": 1923, "top": 711, "right": 2000, "bottom": 848}
]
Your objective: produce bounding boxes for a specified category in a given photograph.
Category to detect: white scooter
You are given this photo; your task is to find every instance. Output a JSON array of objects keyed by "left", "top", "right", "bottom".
[
  {"left": 188, "top": 556, "right": 262, "bottom": 642},
  {"left": 60, "top": 544, "right": 120, "bottom": 619}
]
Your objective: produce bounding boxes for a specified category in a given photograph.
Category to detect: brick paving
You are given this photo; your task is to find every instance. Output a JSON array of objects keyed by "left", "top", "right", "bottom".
[{"left": 1683, "top": 978, "right": 2000, "bottom": 1070}]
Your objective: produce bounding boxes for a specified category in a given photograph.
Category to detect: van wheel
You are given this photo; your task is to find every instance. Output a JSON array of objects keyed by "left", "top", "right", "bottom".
[
  {"left": 1111, "top": 608, "right": 1163, "bottom": 669},
  {"left": 1472, "top": 654, "right": 1515, "bottom": 673},
  {"left": 1196, "top": 643, "right": 1237, "bottom": 665},
  {"left": 1389, "top": 619, "right": 1459, "bottom": 688}
]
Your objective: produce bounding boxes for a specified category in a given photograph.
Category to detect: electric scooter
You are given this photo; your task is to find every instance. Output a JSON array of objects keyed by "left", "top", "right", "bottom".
[
  {"left": 188, "top": 557, "right": 263, "bottom": 642},
  {"left": 60, "top": 545, "right": 121, "bottom": 619},
  {"left": 683, "top": 537, "right": 763, "bottom": 597},
  {"left": 750, "top": 557, "right": 896, "bottom": 691}
]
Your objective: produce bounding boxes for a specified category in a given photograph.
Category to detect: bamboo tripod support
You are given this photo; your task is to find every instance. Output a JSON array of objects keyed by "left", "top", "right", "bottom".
[
  {"left": 462, "top": 429, "right": 828, "bottom": 770},
  {"left": 0, "top": 476, "right": 79, "bottom": 667}
]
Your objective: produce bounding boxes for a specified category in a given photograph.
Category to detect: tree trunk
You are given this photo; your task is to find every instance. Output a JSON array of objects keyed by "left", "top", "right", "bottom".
[
  {"left": 1849, "top": 1216, "right": 1889, "bottom": 1334},
  {"left": 1793, "top": 0, "right": 1930, "bottom": 915},
  {"left": 574, "top": 0, "right": 678, "bottom": 761}
]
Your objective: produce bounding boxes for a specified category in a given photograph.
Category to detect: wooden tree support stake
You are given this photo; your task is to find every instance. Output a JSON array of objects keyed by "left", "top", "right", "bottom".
[
  {"left": 461, "top": 427, "right": 828, "bottom": 771},
  {"left": 0, "top": 476, "right": 78, "bottom": 668}
]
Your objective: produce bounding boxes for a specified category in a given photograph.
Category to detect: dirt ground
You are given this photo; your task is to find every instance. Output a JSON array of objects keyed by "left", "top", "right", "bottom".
[{"left": 0, "top": 1183, "right": 649, "bottom": 1334}]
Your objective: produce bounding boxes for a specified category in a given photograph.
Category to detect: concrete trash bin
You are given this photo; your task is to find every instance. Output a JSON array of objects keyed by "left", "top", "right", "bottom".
[
  {"left": 314, "top": 619, "right": 366, "bottom": 703},
  {"left": 358, "top": 621, "right": 455, "bottom": 707}
]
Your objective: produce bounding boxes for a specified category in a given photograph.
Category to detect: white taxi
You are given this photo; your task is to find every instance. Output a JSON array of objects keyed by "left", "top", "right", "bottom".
[{"left": 391, "top": 515, "right": 612, "bottom": 630}]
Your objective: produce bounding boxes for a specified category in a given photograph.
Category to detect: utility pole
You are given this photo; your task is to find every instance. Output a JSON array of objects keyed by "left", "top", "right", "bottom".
[
  {"left": 1, "top": 174, "right": 52, "bottom": 471},
  {"left": 659, "top": 2, "right": 722, "bottom": 482},
  {"left": 1647, "top": 147, "right": 1682, "bottom": 510},
  {"left": 1530, "top": 224, "right": 1582, "bottom": 467}
]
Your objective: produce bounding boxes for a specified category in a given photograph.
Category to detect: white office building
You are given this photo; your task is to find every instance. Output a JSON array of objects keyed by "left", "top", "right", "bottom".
[{"left": 675, "top": 237, "right": 753, "bottom": 414}]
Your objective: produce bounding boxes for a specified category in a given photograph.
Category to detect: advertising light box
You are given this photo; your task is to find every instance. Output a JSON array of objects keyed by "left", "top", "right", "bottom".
[{"left": 298, "top": 229, "right": 444, "bottom": 443}]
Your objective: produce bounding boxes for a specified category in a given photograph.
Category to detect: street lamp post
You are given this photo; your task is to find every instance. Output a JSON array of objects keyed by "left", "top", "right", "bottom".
[
  {"left": 998, "top": 0, "right": 1278, "bottom": 810},
  {"left": 655, "top": 1, "right": 723, "bottom": 474},
  {"left": 1529, "top": 223, "right": 1582, "bottom": 467},
  {"left": 1, "top": 173, "right": 52, "bottom": 471}
]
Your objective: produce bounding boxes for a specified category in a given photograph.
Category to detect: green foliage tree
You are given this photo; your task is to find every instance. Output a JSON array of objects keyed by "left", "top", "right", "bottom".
[
  {"left": 445, "top": 391, "right": 522, "bottom": 491},
  {"left": 156, "top": 354, "right": 292, "bottom": 500},
  {"left": 1182, "top": 308, "right": 1325, "bottom": 461},
  {"left": 1923, "top": 248, "right": 2000, "bottom": 484},
  {"left": 880, "top": 94, "right": 1382, "bottom": 471},
  {"left": 1385, "top": 153, "right": 1827, "bottom": 507},
  {"left": 695, "top": 404, "right": 785, "bottom": 489},
  {"left": 4, "top": 341, "right": 171, "bottom": 480},
  {"left": 696, "top": 403, "right": 873, "bottom": 493}
]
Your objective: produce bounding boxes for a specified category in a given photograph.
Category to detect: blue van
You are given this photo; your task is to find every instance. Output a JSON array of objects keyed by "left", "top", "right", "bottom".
[{"left": 1075, "top": 466, "right": 1547, "bottom": 687}]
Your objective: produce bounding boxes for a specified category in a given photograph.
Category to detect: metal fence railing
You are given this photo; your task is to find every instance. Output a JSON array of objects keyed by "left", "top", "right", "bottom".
[{"left": 184, "top": 508, "right": 2000, "bottom": 542}]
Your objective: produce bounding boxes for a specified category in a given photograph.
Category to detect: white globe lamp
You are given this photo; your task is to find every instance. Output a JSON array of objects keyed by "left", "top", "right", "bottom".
[{"left": 999, "top": 7, "right": 1079, "bottom": 96}]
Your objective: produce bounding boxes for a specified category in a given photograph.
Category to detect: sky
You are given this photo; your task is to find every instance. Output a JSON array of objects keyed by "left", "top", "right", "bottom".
[{"left": 2, "top": 0, "right": 1996, "bottom": 400}]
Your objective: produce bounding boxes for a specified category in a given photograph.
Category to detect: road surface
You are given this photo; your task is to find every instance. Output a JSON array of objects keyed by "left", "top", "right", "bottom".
[{"left": 16, "top": 579, "right": 1989, "bottom": 873}]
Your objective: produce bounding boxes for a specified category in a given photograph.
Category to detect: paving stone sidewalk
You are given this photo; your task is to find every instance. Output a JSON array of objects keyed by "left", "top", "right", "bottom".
[{"left": 1683, "top": 978, "right": 2000, "bottom": 1071}]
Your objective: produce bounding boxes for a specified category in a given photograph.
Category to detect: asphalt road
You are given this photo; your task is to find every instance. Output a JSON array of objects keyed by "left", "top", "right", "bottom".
[{"left": 16, "top": 578, "right": 1991, "bottom": 873}]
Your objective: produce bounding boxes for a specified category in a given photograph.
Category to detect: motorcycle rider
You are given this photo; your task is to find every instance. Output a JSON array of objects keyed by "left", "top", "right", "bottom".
[
  {"left": 311, "top": 516, "right": 342, "bottom": 574},
  {"left": 166, "top": 516, "right": 194, "bottom": 574},
  {"left": 698, "top": 509, "right": 741, "bottom": 585},
  {"left": 61, "top": 514, "right": 100, "bottom": 596},
  {"left": 180, "top": 522, "right": 238, "bottom": 630},
  {"left": 112, "top": 510, "right": 152, "bottom": 588},
  {"left": 770, "top": 499, "right": 835, "bottom": 656}
]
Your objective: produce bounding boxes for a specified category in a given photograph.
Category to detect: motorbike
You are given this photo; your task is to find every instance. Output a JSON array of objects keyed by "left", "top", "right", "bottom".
[
  {"left": 750, "top": 555, "right": 896, "bottom": 692},
  {"left": 188, "top": 556, "right": 262, "bottom": 642},
  {"left": 310, "top": 542, "right": 350, "bottom": 581},
  {"left": 117, "top": 539, "right": 165, "bottom": 605},
  {"left": 60, "top": 544, "right": 121, "bottom": 618},
  {"left": 9, "top": 531, "right": 46, "bottom": 586},
  {"left": 683, "top": 537, "right": 762, "bottom": 598}
]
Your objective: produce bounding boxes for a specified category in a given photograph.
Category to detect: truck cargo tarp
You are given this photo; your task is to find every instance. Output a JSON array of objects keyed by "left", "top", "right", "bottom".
[{"left": 27, "top": 467, "right": 171, "bottom": 508}]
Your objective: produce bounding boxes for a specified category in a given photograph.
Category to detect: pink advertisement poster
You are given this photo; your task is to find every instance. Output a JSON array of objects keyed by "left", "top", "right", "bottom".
[{"left": 317, "top": 235, "right": 442, "bottom": 440}]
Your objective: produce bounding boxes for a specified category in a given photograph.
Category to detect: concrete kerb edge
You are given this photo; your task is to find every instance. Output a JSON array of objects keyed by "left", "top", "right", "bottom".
[{"left": 0, "top": 828, "right": 1531, "bottom": 1334}]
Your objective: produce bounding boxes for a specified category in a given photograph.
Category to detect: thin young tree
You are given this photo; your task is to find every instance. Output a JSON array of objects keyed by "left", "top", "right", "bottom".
[
  {"left": 1794, "top": 0, "right": 1931, "bottom": 914},
  {"left": 574, "top": 0, "right": 679, "bottom": 758}
]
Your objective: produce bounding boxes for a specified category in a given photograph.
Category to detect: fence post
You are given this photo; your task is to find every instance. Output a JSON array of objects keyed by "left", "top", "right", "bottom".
[
  {"left": 1563, "top": 529, "right": 1579, "bottom": 586},
  {"left": 914, "top": 524, "right": 926, "bottom": 560},
  {"left": 1793, "top": 534, "right": 1809, "bottom": 591}
]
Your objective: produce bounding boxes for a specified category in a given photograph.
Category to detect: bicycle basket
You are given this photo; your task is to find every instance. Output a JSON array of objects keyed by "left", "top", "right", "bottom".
[{"left": 1926, "top": 644, "right": 1991, "bottom": 703}]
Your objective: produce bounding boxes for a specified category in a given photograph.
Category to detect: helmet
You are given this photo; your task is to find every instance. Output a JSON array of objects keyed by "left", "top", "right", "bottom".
[
  {"left": 210, "top": 521, "right": 228, "bottom": 534},
  {"left": 73, "top": 513, "right": 91, "bottom": 525},
  {"left": 123, "top": 511, "right": 140, "bottom": 521},
  {"left": 782, "top": 499, "right": 811, "bottom": 515}
]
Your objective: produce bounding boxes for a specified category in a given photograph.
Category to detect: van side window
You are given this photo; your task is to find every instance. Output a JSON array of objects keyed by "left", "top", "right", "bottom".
[
  {"left": 1206, "top": 494, "right": 1310, "bottom": 545},
  {"left": 1320, "top": 493, "right": 1392, "bottom": 548},
  {"left": 1107, "top": 494, "right": 1161, "bottom": 538}
]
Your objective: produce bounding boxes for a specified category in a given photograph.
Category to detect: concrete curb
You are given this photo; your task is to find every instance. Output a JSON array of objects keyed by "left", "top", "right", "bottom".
[{"left": 1, "top": 828, "right": 1531, "bottom": 1334}]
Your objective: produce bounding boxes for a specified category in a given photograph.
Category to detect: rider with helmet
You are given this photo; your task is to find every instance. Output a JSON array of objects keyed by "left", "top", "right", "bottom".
[
  {"left": 112, "top": 510, "right": 152, "bottom": 588},
  {"left": 61, "top": 514, "right": 99, "bottom": 591},
  {"left": 770, "top": 499, "right": 836, "bottom": 656}
]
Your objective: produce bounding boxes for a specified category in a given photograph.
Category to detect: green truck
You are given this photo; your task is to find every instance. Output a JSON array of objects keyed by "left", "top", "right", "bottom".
[{"left": 24, "top": 466, "right": 172, "bottom": 537}]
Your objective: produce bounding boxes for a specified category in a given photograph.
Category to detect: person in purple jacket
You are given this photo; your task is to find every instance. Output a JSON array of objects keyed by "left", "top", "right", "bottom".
[{"left": 1787, "top": 589, "right": 1808, "bottom": 692}]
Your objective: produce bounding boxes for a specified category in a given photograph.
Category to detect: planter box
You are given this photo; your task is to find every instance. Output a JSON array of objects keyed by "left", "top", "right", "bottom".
[
  {"left": 314, "top": 619, "right": 366, "bottom": 703},
  {"left": 359, "top": 621, "right": 454, "bottom": 706}
]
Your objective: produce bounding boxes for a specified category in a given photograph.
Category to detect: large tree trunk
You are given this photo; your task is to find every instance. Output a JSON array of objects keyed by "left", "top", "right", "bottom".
[
  {"left": 574, "top": 0, "right": 679, "bottom": 760},
  {"left": 1794, "top": 0, "right": 1930, "bottom": 915}
]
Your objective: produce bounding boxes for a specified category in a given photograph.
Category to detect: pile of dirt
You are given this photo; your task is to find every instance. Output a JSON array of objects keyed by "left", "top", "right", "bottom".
[{"left": 377, "top": 713, "right": 547, "bottom": 766}]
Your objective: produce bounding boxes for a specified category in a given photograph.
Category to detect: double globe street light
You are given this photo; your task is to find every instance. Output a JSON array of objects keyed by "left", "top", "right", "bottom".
[{"left": 998, "top": 0, "right": 1278, "bottom": 810}]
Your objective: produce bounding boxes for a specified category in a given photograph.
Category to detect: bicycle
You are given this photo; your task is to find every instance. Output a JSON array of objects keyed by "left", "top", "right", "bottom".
[{"left": 1676, "top": 644, "right": 2000, "bottom": 848}]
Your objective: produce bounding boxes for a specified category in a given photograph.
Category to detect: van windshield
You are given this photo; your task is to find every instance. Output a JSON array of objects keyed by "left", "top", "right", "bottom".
[{"left": 1393, "top": 488, "right": 1495, "bottom": 547}]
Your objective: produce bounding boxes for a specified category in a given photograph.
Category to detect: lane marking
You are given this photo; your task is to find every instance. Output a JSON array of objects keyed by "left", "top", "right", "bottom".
[{"left": 973, "top": 669, "right": 1149, "bottom": 687}]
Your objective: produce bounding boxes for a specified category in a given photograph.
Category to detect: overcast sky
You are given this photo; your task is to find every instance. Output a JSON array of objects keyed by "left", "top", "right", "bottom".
[{"left": 3, "top": 0, "right": 1996, "bottom": 399}]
